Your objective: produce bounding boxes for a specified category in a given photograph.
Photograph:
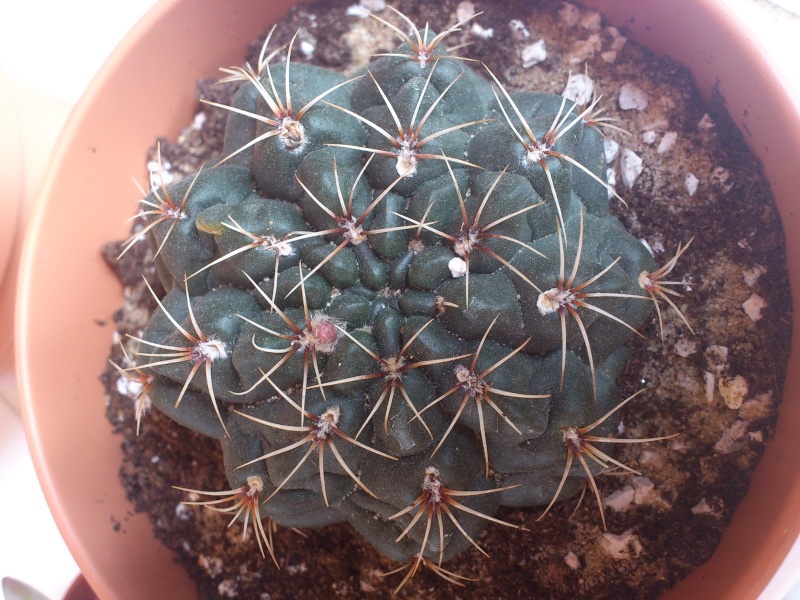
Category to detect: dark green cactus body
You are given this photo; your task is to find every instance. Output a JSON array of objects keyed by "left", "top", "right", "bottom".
[{"left": 131, "top": 23, "right": 660, "bottom": 571}]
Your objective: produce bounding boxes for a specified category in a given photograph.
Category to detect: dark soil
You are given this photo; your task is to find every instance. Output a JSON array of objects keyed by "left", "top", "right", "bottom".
[{"left": 102, "top": 0, "right": 793, "bottom": 598}]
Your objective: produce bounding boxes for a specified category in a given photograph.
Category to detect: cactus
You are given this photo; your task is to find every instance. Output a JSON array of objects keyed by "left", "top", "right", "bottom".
[{"left": 119, "top": 8, "right": 687, "bottom": 590}]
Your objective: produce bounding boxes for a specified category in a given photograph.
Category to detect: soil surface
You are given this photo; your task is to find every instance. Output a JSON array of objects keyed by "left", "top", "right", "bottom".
[{"left": 102, "top": 1, "right": 793, "bottom": 598}]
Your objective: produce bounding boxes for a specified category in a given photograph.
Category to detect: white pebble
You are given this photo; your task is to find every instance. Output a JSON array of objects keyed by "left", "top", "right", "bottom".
[
  {"left": 742, "top": 264, "right": 766, "bottom": 287},
  {"left": 448, "top": 257, "right": 467, "bottom": 278},
  {"left": 704, "top": 371, "right": 715, "bottom": 403},
  {"left": 684, "top": 173, "right": 699, "bottom": 196},
  {"left": 604, "top": 486, "right": 635, "bottom": 512},
  {"left": 601, "top": 530, "right": 643, "bottom": 560},
  {"left": 611, "top": 35, "right": 628, "bottom": 51},
  {"left": 562, "top": 72, "right": 594, "bottom": 106},
  {"left": 218, "top": 579, "right": 238, "bottom": 598},
  {"left": 742, "top": 293, "right": 767, "bottom": 321},
  {"left": 619, "top": 84, "right": 649, "bottom": 111},
  {"left": 175, "top": 503, "right": 191, "bottom": 521},
  {"left": 564, "top": 552, "right": 581, "bottom": 570},
  {"left": 698, "top": 113, "right": 715, "bottom": 130},
  {"left": 739, "top": 391, "right": 773, "bottom": 422},
  {"left": 620, "top": 149, "right": 643, "bottom": 189},
  {"left": 471, "top": 23, "right": 494, "bottom": 39},
  {"left": 345, "top": 4, "right": 370, "bottom": 17},
  {"left": 360, "top": 0, "right": 385, "bottom": 11},
  {"left": 606, "top": 168, "right": 617, "bottom": 199},
  {"left": 581, "top": 11, "right": 602, "bottom": 32},
  {"left": 299, "top": 40, "right": 314, "bottom": 58},
  {"left": 601, "top": 50, "right": 617, "bottom": 63},
  {"left": 642, "top": 131, "right": 657, "bottom": 145},
  {"left": 632, "top": 476, "right": 655, "bottom": 504},
  {"left": 569, "top": 34, "right": 602, "bottom": 63},
  {"left": 457, "top": 1, "right": 475, "bottom": 22},
  {"left": 674, "top": 337, "right": 698, "bottom": 357},
  {"left": 509, "top": 19, "right": 530, "bottom": 39},
  {"left": 749, "top": 430, "right": 764, "bottom": 443},
  {"left": 705, "top": 345, "right": 729, "bottom": 374},
  {"left": 714, "top": 420, "right": 748, "bottom": 454},
  {"left": 710, "top": 166, "right": 733, "bottom": 192},
  {"left": 521, "top": 40, "right": 547, "bottom": 67},
  {"left": 560, "top": 2, "right": 580, "bottom": 26},
  {"left": 691, "top": 498, "right": 716, "bottom": 516},
  {"left": 604, "top": 139, "right": 620, "bottom": 163},
  {"left": 191, "top": 112, "right": 207, "bottom": 130},
  {"left": 116, "top": 376, "right": 143, "bottom": 398},
  {"left": 657, "top": 131, "right": 678, "bottom": 154}
]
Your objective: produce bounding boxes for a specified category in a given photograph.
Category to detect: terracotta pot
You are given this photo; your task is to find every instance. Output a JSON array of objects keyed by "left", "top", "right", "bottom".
[{"left": 17, "top": 0, "right": 800, "bottom": 598}]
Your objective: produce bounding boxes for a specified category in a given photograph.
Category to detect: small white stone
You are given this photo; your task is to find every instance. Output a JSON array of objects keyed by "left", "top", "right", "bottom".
[
  {"left": 710, "top": 166, "right": 733, "bottom": 192},
  {"left": 345, "top": 4, "right": 370, "bottom": 17},
  {"left": 218, "top": 579, "right": 238, "bottom": 598},
  {"left": 715, "top": 419, "right": 748, "bottom": 453},
  {"left": 742, "top": 293, "right": 767, "bottom": 321},
  {"left": 611, "top": 35, "right": 628, "bottom": 51},
  {"left": 457, "top": 1, "right": 475, "bottom": 23},
  {"left": 604, "top": 139, "right": 620, "bottom": 163},
  {"left": 448, "top": 257, "right": 468, "bottom": 278},
  {"left": 116, "top": 375, "right": 143, "bottom": 398},
  {"left": 749, "top": 430, "right": 765, "bottom": 443},
  {"left": 601, "top": 50, "right": 617, "bottom": 63},
  {"left": 739, "top": 391, "right": 773, "bottom": 422},
  {"left": 191, "top": 112, "right": 207, "bottom": 130},
  {"left": 691, "top": 498, "right": 715, "bottom": 515},
  {"left": 569, "top": 34, "right": 602, "bottom": 63},
  {"left": 564, "top": 552, "right": 581, "bottom": 570},
  {"left": 600, "top": 530, "right": 642, "bottom": 560},
  {"left": 521, "top": 40, "right": 547, "bottom": 67},
  {"left": 674, "top": 337, "right": 698, "bottom": 357},
  {"left": 704, "top": 371, "right": 715, "bottom": 403},
  {"left": 175, "top": 503, "right": 191, "bottom": 521},
  {"left": 560, "top": 2, "right": 580, "bottom": 27},
  {"left": 581, "top": 11, "right": 602, "bottom": 32},
  {"left": 620, "top": 149, "right": 643, "bottom": 189},
  {"left": 509, "top": 19, "right": 530, "bottom": 39},
  {"left": 561, "top": 73, "right": 593, "bottom": 106},
  {"left": 642, "top": 131, "right": 657, "bottom": 145},
  {"left": 606, "top": 168, "right": 617, "bottom": 199},
  {"left": 470, "top": 23, "right": 494, "bottom": 39},
  {"left": 619, "top": 84, "right": 648, "bottom": 111},
  {"left": 684, "top": 173, "right": 699, "bottom": 196},
  {"left": 719, "top": 375, "right": 748, "bottom": 409},
  {"left": 632, "top": 477, "right": 655, "bottom": 504},
  {"left": 705, "top": 345, "right": 729, "bottom": 374},
  {"left": 359, "top": 0, "right": 385, "bottom": 9},
  {"left": 638, "top": 450, "right": 661, "bottom": 466},
  {"left": 604, "top": 486, "right": 635, "bottom": 512},
  {"left": 657, "top": 131, "right": 678, "bottom": 154},
  {"left": 698, "top": 113, "right": 715, "bottom": 130},
  {"left": 299, "top": 40, "right": 314, "bottom": 57},
  {"left": 742, "top": 264, "right": 767, "bottom": 287}
]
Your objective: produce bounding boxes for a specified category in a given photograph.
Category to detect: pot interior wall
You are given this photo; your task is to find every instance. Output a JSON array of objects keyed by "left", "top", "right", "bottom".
[{"left": 17, "top": 1, "right": 800, "bottom": 599}]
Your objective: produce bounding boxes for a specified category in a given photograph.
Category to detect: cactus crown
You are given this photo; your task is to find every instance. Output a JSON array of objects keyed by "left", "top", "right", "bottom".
[{"left": 118, "top": 7, "right": 688, "bottom": 590}]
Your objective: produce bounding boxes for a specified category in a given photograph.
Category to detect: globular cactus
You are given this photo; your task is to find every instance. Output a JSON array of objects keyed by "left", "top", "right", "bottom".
[{"left": 119, "top": 8, "right": 685, "bottom": 589}]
